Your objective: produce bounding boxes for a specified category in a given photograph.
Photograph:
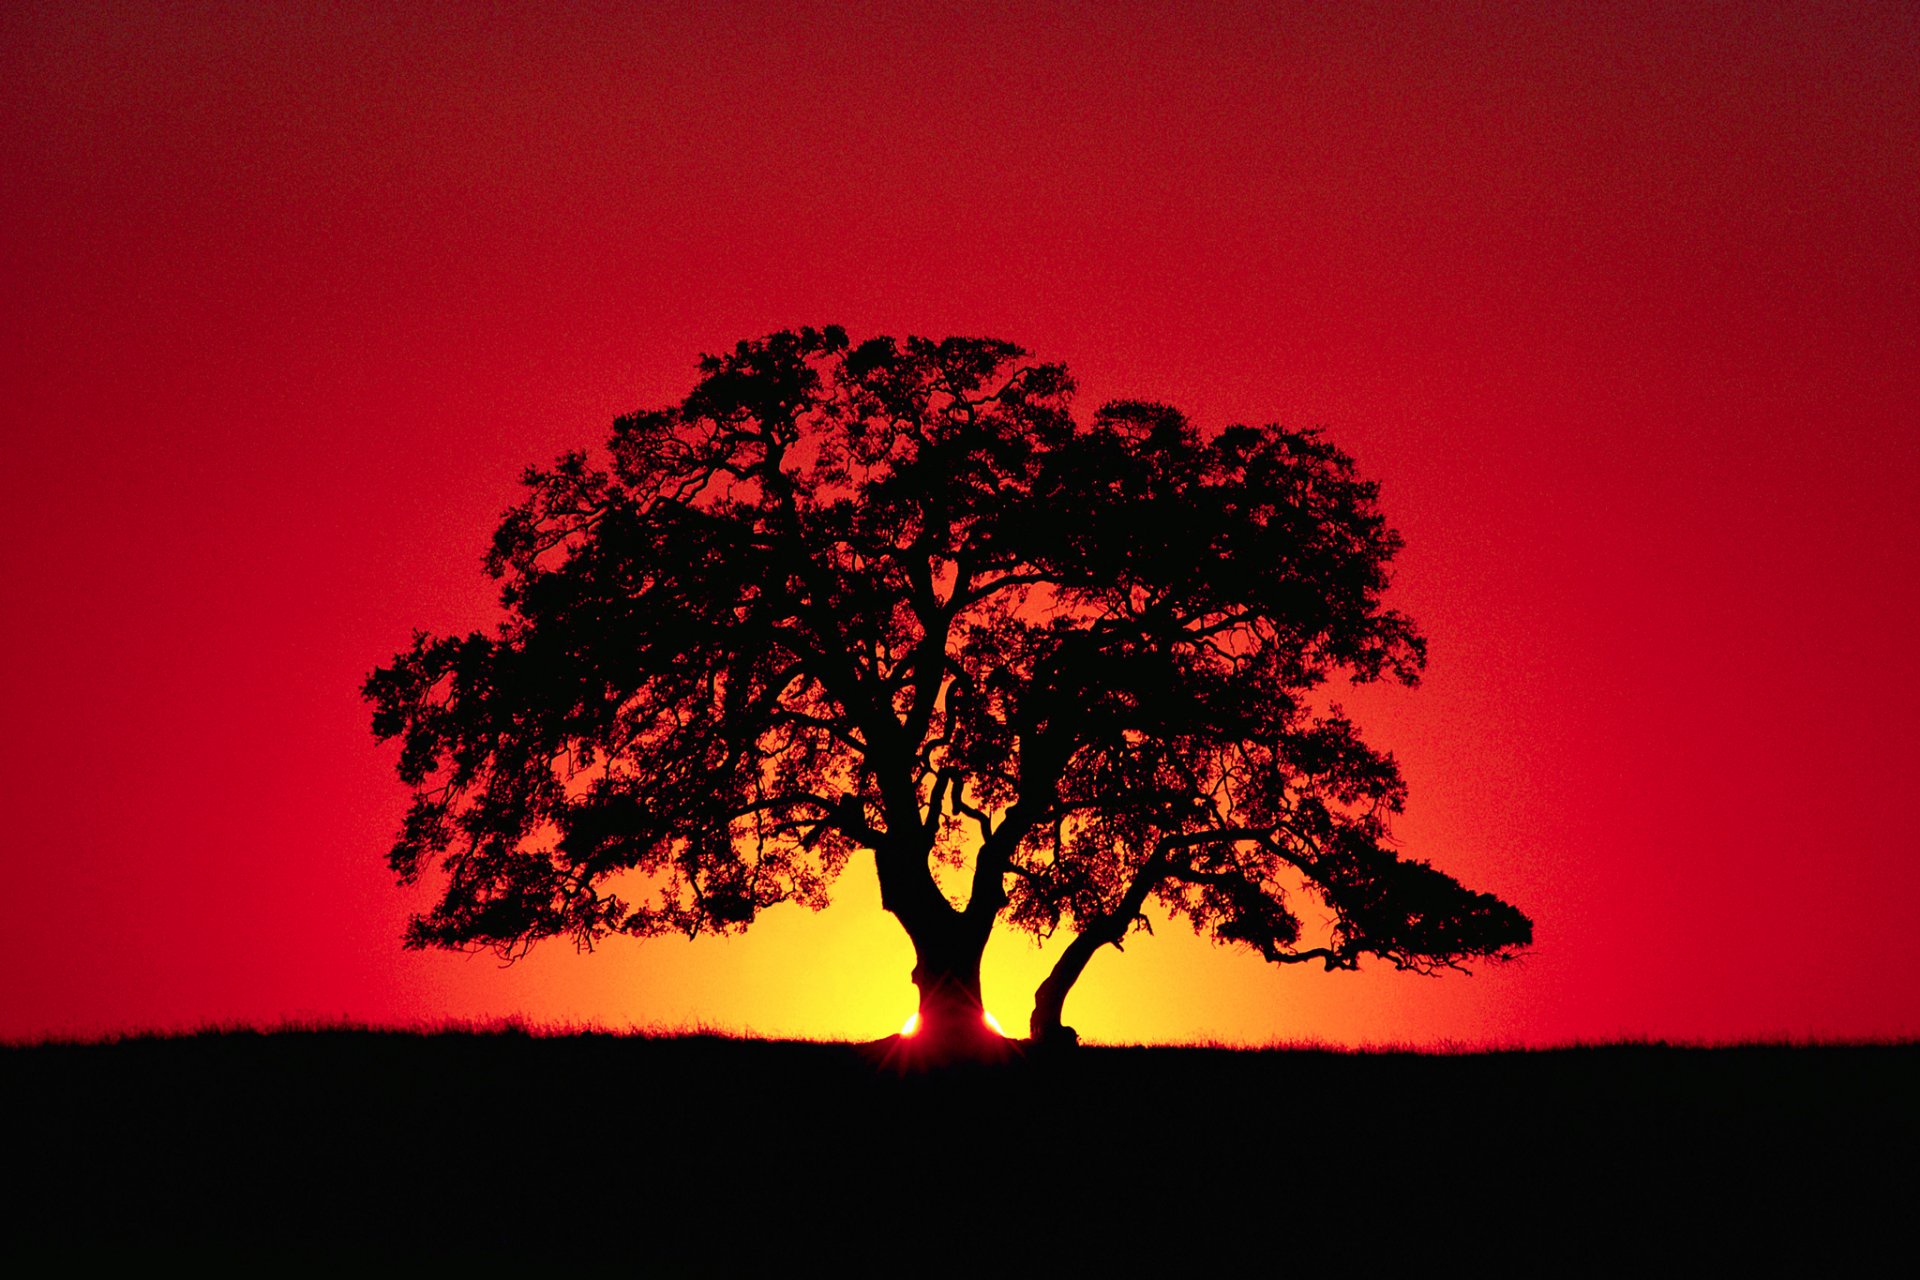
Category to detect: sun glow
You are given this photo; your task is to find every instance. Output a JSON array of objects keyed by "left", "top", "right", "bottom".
[{"left": 900, "top": 1010, "right": 1006, "bottom": 1037}]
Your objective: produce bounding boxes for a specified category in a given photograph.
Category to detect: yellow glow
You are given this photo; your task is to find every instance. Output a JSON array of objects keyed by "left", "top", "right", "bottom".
[{"left": 901, "top": 1010, "right": 1005, "bottom": 1036}]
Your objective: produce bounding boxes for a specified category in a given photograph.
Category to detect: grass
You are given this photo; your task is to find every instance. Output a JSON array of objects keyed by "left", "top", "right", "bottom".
[{"left": 4, "top": 1024, "right": 1912, "bottom": 1267}]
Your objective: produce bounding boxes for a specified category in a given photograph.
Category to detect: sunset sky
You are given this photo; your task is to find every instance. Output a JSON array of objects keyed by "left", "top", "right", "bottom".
[{"left": 4, "top": 1, "right": 1915, "bottom": 1045}]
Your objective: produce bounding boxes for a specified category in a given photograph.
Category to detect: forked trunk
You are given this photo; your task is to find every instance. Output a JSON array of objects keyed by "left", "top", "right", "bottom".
[{"left": 875, "top": 835, "right": 1012, "bottom": 1061}]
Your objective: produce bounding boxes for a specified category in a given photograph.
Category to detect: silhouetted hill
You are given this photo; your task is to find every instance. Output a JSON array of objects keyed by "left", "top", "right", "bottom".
[{"left": 4, "top": 1030, "right": 1910, "bottom": 1268}]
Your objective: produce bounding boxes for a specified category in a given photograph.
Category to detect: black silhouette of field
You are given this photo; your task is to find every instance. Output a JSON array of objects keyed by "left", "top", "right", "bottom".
[{"left": 4, "top": 1028, "right": 1910, "bottom": 1269}]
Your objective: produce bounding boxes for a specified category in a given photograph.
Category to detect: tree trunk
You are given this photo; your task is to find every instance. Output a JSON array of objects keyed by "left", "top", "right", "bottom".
[
  {"left": 1029, "top": 850, "right": 1170, "bottom": 1048},
  {"left": 1029, "top": 929, "right": 1103, "bottom": 1047},
  {"left": 872, "top": 835, "right": 1010, "bottom": 1060},
  {"left": 900, "top": 916, "right": 1006, "bottom": 1059}
]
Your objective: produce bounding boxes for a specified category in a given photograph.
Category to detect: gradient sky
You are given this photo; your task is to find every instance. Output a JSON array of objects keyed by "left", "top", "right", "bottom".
[{"left": 3, "top": 1, "right": 1915, "bottom": 1045}]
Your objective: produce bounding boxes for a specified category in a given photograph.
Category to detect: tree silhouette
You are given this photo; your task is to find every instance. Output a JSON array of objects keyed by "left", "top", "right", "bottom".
[{"left": 365, "top": 327, "right": 1531, "bottom": 1052}]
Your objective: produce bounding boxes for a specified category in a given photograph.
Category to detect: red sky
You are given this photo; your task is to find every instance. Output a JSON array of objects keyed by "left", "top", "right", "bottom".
[{"left": 3, "top": 1, "right": 1915, "bottom": 1045}]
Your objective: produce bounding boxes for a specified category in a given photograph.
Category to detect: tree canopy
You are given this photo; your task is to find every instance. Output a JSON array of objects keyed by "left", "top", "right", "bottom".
[{"left": 365, "top": 326, "right": 1531, "bottom": 1049}]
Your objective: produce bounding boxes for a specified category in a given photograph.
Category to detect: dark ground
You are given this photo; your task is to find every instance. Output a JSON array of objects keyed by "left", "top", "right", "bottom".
[{"left": 3, "top": 1029, "right": 1911, "bottom": 1269}]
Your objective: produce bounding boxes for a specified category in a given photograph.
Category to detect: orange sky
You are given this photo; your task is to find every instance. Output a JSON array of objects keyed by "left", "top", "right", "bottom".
[{"left": 3, "top": 1, "right": 1915, "bottom": 1045}]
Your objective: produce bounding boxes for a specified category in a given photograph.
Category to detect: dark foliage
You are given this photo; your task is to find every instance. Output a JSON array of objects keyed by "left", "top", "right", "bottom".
[{"left": 365, "top": 327, "right": 1531, "bottom": 1042}]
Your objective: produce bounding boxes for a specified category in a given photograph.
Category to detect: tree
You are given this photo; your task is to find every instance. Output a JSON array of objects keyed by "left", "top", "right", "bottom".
[{"left": 365, "top": 326, "right": 1531, "bottom": 1053}]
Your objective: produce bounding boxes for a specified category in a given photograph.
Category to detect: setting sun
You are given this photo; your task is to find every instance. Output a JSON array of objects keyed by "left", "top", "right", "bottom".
[{"left": 901, "top": 1011, "right": 1007, "bottom": 1037}]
